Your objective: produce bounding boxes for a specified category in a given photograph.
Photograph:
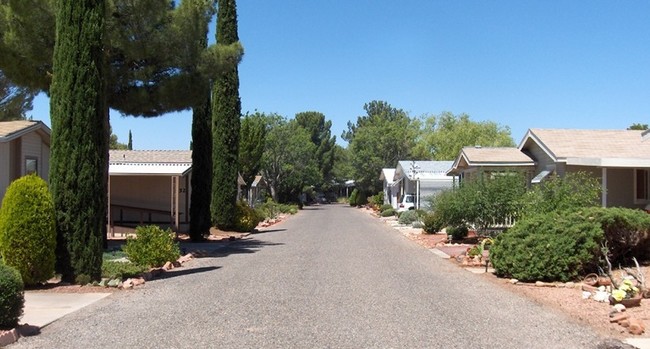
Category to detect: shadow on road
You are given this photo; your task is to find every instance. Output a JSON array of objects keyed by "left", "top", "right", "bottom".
[
  {"left": 208, "top": 238, "right": 284, "bottom": 258},
  {"left": 251, "top": 228, "right": 287, "bottom": 235},
  {"left": 154, "top": 266, "right": 221, "bottom": 280}
]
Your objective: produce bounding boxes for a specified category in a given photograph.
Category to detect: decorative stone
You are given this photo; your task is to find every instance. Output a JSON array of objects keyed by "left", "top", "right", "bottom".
[
  {"left": 98, "top": 278, "right": 109, "bottom": 287},
  {"left": 163, "top": 261, "right": 173, "bottom": 270},
  {"left": 629, "top": 319, "right": 645, "bottom": 335},
  {"left": 613, "top": 304, "right": 626, "bottom": 312},
  {"left": 582, "top": 291, "right": 592, "bottom": 299},
  {"left": 107, "top": 278, "right": 120, "bottom": 287},
  {"left": 609, "top": 312, "right": 629, "bottom": 323},
  {"left": 122, "top": 279, "right": 134, "bottom": 289},
  {"left": 132, "top": 277, "right": 145, "bottom": 286},
  {"left": 565, "top": 282, "right": 575, "bottom": 289},
  {"left": 509, "top": 279, "right": 519, "bottom": 284}
]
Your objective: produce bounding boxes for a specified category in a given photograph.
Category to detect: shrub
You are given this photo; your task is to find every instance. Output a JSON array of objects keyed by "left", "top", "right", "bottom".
[
  {"left": 0, "top": 174, "right": 56, "bottom": 285},
  {"left": 579, "top": 207, "right": 650, "bottom": 263},
  {"left": 379, "top": 204, "right": 393, "bottom": 212},
  {"left": 234, "top": 201, "right": 263, "bottom": 232},
  {"left": 381, "top": 208, "right": 396, "bottom": 217},
  {"left": 0, "top": 262, "right": 24, "bottom": 328},
  {"left": 490, "top": 211, "right": 603, "bottom": 282},
  {"left": 398, "top": 210, "right": 420, "bottom": 225},
  {"left": 521, "top": 171, "right": 600, "bottom": 217},
  {"left": 447, "top": 225, "right": 469, "bottom": 241},
  {"left": 349, "top": 189, "right": 359, "bottom": 206},
  {"left": 423, "top": 212, "right": 444, "bottom": 234},
  {"left": 102, "top": 261, "right": 148, "bottom": 279},
  {"left": 369, "top": 192, "right": 384, "bottom": 207},
  {"left": 123, "top": 226, "right": 180, "bottom": 268},
  {"left": 256, "top": 200, "right": 299, "bottom": 219}
]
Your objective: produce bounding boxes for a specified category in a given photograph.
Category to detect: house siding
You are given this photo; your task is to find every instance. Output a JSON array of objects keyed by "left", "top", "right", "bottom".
[
  {"left": 606, "top": 168, "right": 638, "bottom": 208},
  {"left": 0, "top": 142, "right": 9, "bottom": 205},
  {"left": 109, "top": 175, "right": 189, "bottom": 231},
  {"left": 21, "top": 132, "right": 44, "bottom": 176}
]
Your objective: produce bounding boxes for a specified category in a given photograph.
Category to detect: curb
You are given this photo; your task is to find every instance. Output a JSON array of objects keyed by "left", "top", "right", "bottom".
[{"left": 0, "top": 328, "right": 20, "bottom": 347}]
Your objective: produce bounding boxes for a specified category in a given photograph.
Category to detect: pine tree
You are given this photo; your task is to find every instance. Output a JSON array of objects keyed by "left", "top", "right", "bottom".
[
  {"left": 211, "top": 0, "right": 241, "bottom": 230},
  {"left": 127, "top": 130, "right": 133, "bottom": 150},
  {"left": 49, "top": 0, "right": 107, "bottom": 282}
]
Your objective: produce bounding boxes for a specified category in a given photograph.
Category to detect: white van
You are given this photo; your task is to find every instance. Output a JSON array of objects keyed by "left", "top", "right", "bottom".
[{"left": 397, "top": 194, "right": 416, "bottom": 212}]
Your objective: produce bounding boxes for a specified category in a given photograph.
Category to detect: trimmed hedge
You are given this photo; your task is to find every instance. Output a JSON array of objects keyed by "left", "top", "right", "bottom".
[
  {"left": 490, "top": 211, "right": 603, "bottom": 282},
  {"left": 423, "top": 212, "right": 444, "bottom": 234},
  {"left": 0, "top": 174, "right": 56, "bottom": 285},
  {"left": 398, "top": 210, "right": 420, "bottom": 225},
  {"left": 381, "top": 208, "right": 396, "bottom": 217},
  {"left": 447, "top": 225, "right": 468, "bottom": 241},
  {"left": 234, "top": 201, "right": 263, "bottom": 232},
  {"left": 0, "top": 262, "right": 24, "bottom": 328}
]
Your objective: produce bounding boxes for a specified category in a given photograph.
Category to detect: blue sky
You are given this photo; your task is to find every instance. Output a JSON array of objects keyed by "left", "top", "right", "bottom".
[{"left": 31, "top": 1, "right": 650, "bottom": 150}]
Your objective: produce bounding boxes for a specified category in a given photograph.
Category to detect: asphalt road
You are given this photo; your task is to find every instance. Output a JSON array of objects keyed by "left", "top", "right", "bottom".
[{"left": 12, "top": 204, "right": 606, "bottom": 349}]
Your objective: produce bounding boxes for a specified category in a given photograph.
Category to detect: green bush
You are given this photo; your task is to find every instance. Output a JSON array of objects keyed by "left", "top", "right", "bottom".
[
  {"left": 490, "top": 211, "right": 603, "bottom": 282},
  {"left": 0, "top": 174, "right": 56, "bottom": 285},
  {"left": 423, "top": 212, "right": 444, "bottom": 234},
  {"left": 234, "top": 201, "right": 263, "bottom": 232},
  {"left": 255, "top": 200, "right": 299, "bottom": 219},
  {"left": 369, "top": 192, "right": 384, "bottom": 207},
  {"left": 381, "top": 208, "right": 396, "bottom": 217},
  {"left": 521, "top": 171, "right": 600, "bottom": 217},
  {"left": 0, "top": 262, "right": 24, "bottom": 328},
  {"left": 447, "top": 225, "right": 469, "bottom": 241},
  {"left": 102, "top": 261, "right": 148, "bottom": 279},
  {"left": 379, "top": 204, "right": 393, "bottom": 212},
  {"left": 398, "top": 210, "right": 420, "bottom": 225},
  {"left": 349, "top": 189, "right": 359, "bottom": 206},
  {"left": 579, "top": 207, "right": 650, "bottom": 263},
  {"left": 123, "top": 226, "right": 180, "bottom": 268}
]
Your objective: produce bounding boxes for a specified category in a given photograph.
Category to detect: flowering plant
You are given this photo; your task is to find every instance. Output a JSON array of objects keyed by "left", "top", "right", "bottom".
[{"left": 611, "top": 279, "right": 640, "bottom": 302}]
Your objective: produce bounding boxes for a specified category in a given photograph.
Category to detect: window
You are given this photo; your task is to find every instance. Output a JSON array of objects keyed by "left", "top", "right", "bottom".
[
  {"left": 635, "top": 169, "right": 649, "bottom": 202},
  {"left": 25, "top": 158, "right": 37, "bottom": 175}
]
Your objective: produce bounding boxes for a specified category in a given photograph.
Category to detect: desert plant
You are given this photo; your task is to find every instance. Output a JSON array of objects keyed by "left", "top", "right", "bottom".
[
  {"left": 379, "top": 204, "right": 393, "bottom": 212},
  {"left": 0, "top": 174, "right": 56, "bottom": 285},
  {"left": 0, "top": 262, "right": 24, "bottom": 328},
  {"left": 369, "top": 192, "right": 384, "bottom": 207},
  {"left": 123, "top": 226, "right": 180, "bottom": 268},
  {"left": 490, "top": 211, "right": 603, "bottom": 282},
  {"left": 423, "top": 212, "right": 444, "bottom": 234},
  {"left": 234, "top": 201, "right": 263, "bottom": 232},
  {"left": 101, "top": 261, "right": 148, "bottom": 279},
  {"left": 398, "top": 210, "right": 420, "bottom": 225},
  {"left": 447, "top": 225, "right": 469, "bottom": 241},
  {"left": 381, "top": 208, "right": 396, "bottom": 217}
]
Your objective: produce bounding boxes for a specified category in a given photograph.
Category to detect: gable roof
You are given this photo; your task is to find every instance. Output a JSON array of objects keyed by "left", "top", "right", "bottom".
[
  {"left": 0, "top": 120, "right": 51, "bottom": 143},
  {"left": 447, "top": 146, "right": 535, "bottom": 176},
  {"left": 109, "top": 150, "right": 192, "bottom": 176},
  {"left": 519, "top": 128, "right": 650, "bottom": 167},
  {"left": 395, "top": 160, "right": 454, "bottom": 180},
  {"left": 379, "top": 168, "right": 395, "bottom": 183}
]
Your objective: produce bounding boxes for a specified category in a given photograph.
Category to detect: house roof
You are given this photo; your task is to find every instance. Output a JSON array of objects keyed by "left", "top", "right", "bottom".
[
  {"left": 447, "top": 146, "right": 534, "bottom": 175},
  {"left": 0, "top": 120, "right": 51, "bottom": 143},
  {"left": 395, "top": 160, "right": 454, "bottom": 180},
  {"left": 379, "top": 168, "right": 396, "bottom": 183},
  {"left": 109, "top": 150, "right": 192, "bottom": 176},
  {"left": 520, "top": 128, "right": 650, "bottom": 167}
]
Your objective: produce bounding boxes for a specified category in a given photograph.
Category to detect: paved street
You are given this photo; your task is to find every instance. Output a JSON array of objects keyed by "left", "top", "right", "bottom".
[{"left": 12, "top": 204, "right": 603, "bottom": 348}]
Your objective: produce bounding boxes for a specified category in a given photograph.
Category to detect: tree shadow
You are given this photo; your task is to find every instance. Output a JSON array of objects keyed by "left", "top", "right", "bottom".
[
  {"left": 251, "top": 228, "right": 287, "bottom": 235},
  {"left": 151, "top": 266, "right": 221, "bottom": 281},
  {"left": 206, "top": 238, "right": 284, "bottom": 258}
]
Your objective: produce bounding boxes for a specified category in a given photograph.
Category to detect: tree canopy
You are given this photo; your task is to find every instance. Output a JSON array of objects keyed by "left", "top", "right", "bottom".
[
  {"left": 345, "top": 100, "right": 420, "bottom": 193},
  {"left": 295, "top": 111, "right": 336, "bottom": 190},
  {"left": 628, "top": 123, "right": 649, "bottom": 130},
  {"left": 239, "top": 111, "right": 267, "bottom": 190},
  {"left": 0, "top": 70, "right": 34, "bottom": 121},
  {"left": 415, "top": 112, "right": 515, "bottom": 160}
]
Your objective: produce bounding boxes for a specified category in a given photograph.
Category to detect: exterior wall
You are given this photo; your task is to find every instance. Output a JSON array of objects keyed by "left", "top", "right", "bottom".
[
  {"left": 0, "top": 142, "right": 10, "bottom": 206},
  {"left": 109, "top": 175, "right": 189, "bottom": 229},
  {"left": 21, "top": 132, "right": 46, "bottom": 177},
  {"left": 419, "top": 179, "right": 454, "bottom": 209},
  {"left": 605, "top": 168, "right": 638, "bottom": 208}
]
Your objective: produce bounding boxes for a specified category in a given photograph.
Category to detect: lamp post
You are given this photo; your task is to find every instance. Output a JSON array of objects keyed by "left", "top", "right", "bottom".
[{"left": 409, "top": 161, "right": 421, "bottom": 210}]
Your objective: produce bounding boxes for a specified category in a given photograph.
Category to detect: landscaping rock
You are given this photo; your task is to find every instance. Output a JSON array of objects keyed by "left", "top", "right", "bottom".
[
  {"left": 509, "top": 279, "right": 519, "bottom": 284},
  {"left": 595, "top": 338, "right": 636, "bottom": 349},
  {"left": 122, "top": 279, "right": 134, "bottom": 289},
  {"left": 613, "top": 304, "right": 626, "bottom": 313},
  {"left": 565, "top": 281, "right": 575, "bottom": 288},
  {"left": 132, "top": 277, "right": 145, "bottom": 286},
  {"left": 98, "top": 278, "right": 109, "bottom": 287},
  {"left": 628, "top": 318, "right": 645, "bottom": 335},
  {"left": 163, "top": 261, "right": 173, "bottom": 270},
  {"left": 609, "top": 312, "right": 629, "bottom": 323},
  {"left": 107, "top": 279, "right": 121, "bottom": 288},
  {"left": 0, "top": 329, "right": 20, "bottom": 347}
]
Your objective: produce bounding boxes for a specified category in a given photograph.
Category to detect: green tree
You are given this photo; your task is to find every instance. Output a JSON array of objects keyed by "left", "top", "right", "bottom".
[
  {"left": 49, "top": 0, "right": 107, "bottom": 282},
  {"left": 628, "top": 123, "right": 649, "bottom": 130},
  {"left": 211, "top": 0, "right": 242, "bottom": 230},
  {"left": 127, "top": 130, "right": 133, "bottom": 150},
  {"left": 261, "top": 117, "right": 320, "bottom": 203},
  {"left": 239, "top": 111, "right": 267, "bottom": 192},
  {"left": 295, "top": 111, "right": 336, "bottom": 191},
  {"left": 345, "top": 101, "right": 420, "bottom": 193},
  {"left": 416, "top": 112, "right": 515, "bottom": 160},
  {"left": 331, "top": 144, "right": 354, "bottom": 184},
  {"left": 0, "top": 70, "right": 34, "bottom": 121},
  {"left": 189, "top": 0, "right": 215, "bottom": 241},
  {"left": 109, "top": 127, "right": 128, "bottom": 150}
]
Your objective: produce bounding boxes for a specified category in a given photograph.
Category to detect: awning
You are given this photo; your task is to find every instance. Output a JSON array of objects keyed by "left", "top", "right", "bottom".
[
  {"left": 109, "top": 163, "right": 192, "bottom": 176},
  {"left": 531, "top": 168, "right": 554, "bottom": 184}
]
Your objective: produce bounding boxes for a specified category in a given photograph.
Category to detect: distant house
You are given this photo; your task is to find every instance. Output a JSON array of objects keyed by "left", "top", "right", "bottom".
[
  {"left": 393, "top": 160, "right": 455, "bottom": 209},
  {"left": 0, "top": 120, "right": 51, "bottom": 207},
  {"left": 248, "top": 175, "right": 267, "bottom": 207},
  {"left": 447, "top": 128, "right": 650, "bottom": 209},
  {"left": 379, "top": 168, "right": 398, "bottom": 208},
  {"left": 447, "top": 146, "right": 535, "bottom": 182},
  {"left": 108, "top": 149, "right": 246, "bottom": 235}
]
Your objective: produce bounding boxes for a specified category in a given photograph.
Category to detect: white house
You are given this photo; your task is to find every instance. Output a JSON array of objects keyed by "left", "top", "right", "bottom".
[
  {"left": 379, "top": 168, "right": 398, "bottom": 208},
  {"left": 393, "top": 160, "right": 455, "bottom": 209},
  {"left": 0, "top": 120, "right": 51, "bottom": 207}
]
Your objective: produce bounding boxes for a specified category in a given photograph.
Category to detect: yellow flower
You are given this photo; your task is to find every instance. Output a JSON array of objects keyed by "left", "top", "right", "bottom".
[{"left": 612, "top": 289, "right": 626, "bottom": 302}]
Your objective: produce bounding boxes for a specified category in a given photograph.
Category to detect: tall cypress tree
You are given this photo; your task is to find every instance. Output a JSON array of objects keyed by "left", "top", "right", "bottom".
[
  {"left": 211, "top": 0, "right": 241, "bottom": 230},
  {"left": 189, "top": 0, "right": 214, "bottom": 241},
  {"left": 50, "top": 0, "right": 107, "bottom": 282}
]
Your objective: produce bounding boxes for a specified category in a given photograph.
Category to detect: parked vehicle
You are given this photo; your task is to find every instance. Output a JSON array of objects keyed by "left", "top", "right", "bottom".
[{"left": 397, "top": 194, "right": 416, "bottom": 212}]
